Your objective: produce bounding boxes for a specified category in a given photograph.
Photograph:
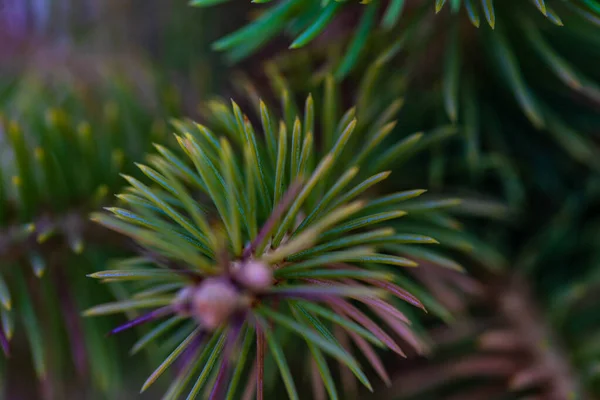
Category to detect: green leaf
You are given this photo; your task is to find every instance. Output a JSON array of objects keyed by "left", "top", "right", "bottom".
[
  {"left": 6, "top": 121, "right": 37, "bottom": 219},
  {"left": 212, "top": 0, "right": 301, "bottom": 52},
  {"left": 278, "top": 268, "right": 394, "bottom": 281},
  {"left": 257, "top": 307, "right": 373, "bottom": 391},
  {"left": 185, "top": 332, "right": 226, "bottom": 400},
  {"left": 224, "top": 326, "right": 254, "bottom": 400},
  {"left": 324, "top": 118, "right": 357, "bottom": 185},
  {"left": 398, "top": 198, "right": 461, "bottom": 212},
  {"left": 291, "top": 305, "right": 339, "bottom": 399},
  {"left": 17, "top": 274, "right": 46, "bottom": 379},
  {"left": 269, "top": 285, "right": 385, "bottom": 298},
  {"left": 293, "top": 301, "right": 385, "bottom": 348},
  {"left": 490, "top": 29, "right": 544, "bottom": 129},
  {"left": 260, "top": 100, "right": 278, "bottom": 164},
  {"left": 290, "top": 118, "right": 302, "bottom": 183},
  {"left": 93, "top": 213, "right": 211, "bottom": 270},
  {"left": 532, "top": 0, "right": 547, "bottom": 16},
  {"left": 254, "top": 316, "right": 299, "bottom": 400},
  {"left": 450, "top": 0, "right": 461, "bottom": 12},
  {"left": 1, "top": 308, "right": 14, "bottom": 341},
  {"left": 0, "top": 274, "right": 11, "bottom": 310},
  {"left": 545, "top": 7, "right": 563, "bottom": 26},
  {"left": 350, "top": 121, "right": 397, "bottom": 168},
  {"left": 82, "top": 311, "right": 118, "bottom": 391},
  {"left": 291, "top": 2, "right": 341, "bottom": 48},
  {"left": 393, "top": 278, "right": 452, "bottom": 322},
  {"left": 329, "top": 170, "right": 390, "bottom": 211},
  {"left": 307, "top": 341, "right": 338, "bottom": 399},
  {"left": 566, "top": 3, "right": 600, "bottom": 28},
  {"left": 276, "top": 247, "right": 374, "bottom": 273},
  {"left": 152, "top": 144, "right": 206, "bottom": 190},
  {"left": 134, "top": 283, "right": 184, "bottom": 299},
  {"left": 150, "top": 156, "right": 216, "bottom": 251},
  {"left": 580, "top": 0, "right": 600, "bottom": 14},
  {"left": 387, "top": 244, "right": 464, "bottom": 272},
  {"left": 464, "top": 0, "right": 481, "bottom": 27},
  {"left": 273, "top": 154, "right": 334, "bottom": 246},
  {"left": 131, "top": 316, "right": 184, "bottom": 355},
  {"left": 83, "top": 297, "right": 173, "bottom": 316},
  {"left": 322, "top": 75, "right": 338, "bottom": 153},
  {"left": 288, "top": 228, "right": 395, "bottom": 260},
  {"left": 189, "top": 0, "right": 230, "bottom": 6},
  {"left": 435, "top": 0, "right": 447, "bottom": 13},
  {"left": 336, "top": 1, "right": 378, "bottom": 79},
  {"left": 303, "top": 94, "right": 315, "bottom": 138},
  {"left": 121, "top": 173, "right": 208, "bottom": 245},
  {"left": 321, "top": 211, "right": 407, "bottom": 239},
  {"left": 481, "top": 0, "right": 495, "bottom": 29},
  {"left": 362, "top": 189, "right": 427, "bottom": 212},
  {"left": 280, "top": 88, "right": 298, "bottom": 134},
  {"left": 382, "top": 0, "right": 404, "bottom": 29},
  {"left": 349, "top": 254, "right": 418, "bottom": 268},
  {"left": 142, "top": 327, "right": 202, "bottom": 392},
  {"left": 369, "top": 131, "right": 423, "bottom": 172},
  {"left": 274, "top": 121, "right": 288, "bottom": 207},
  {"left": 298, "top": 132, "right": 314, "bottom": 177},
  {"left": 232, "top": 101, "right": 271, "bottom": 211},
  {"left": 294, "top": 166, "right": 358, "bottom": 235},
  {"left": 443, "top": 25, "right": 460, "bottom": 122},
  {"left": 220, "top": 138, "right": 242, "bottom": 255},
  {"left": 544, "top": 113, "right": 600, "bottom": 171},
  {"left": 244, "top": 145, "right": 259, "bottom": 239},
  {"left": 88, "top": 270, "right": 184, "bottom": 281},
  {"left": 179, "top": 133, "right": 233, "bottom": 233},
  {"left": 522, "top": 18, "right": 585, "bottom": 91},
  {"left": 463, "top": 80, "right": 480, "bottom": 177}
]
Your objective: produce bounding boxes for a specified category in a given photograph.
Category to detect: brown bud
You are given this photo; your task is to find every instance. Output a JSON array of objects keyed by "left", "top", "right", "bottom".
[
  {"left": 235, "top": 260, "right": 273, "bottom": 291},
  {"left": 191, "top": 278, "right": 239, "bottom": 330}
]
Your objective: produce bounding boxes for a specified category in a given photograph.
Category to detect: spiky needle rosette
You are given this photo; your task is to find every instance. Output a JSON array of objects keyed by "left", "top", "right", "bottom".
[{"left": 85, "top": 76, "right": 473, "bottom": 398}]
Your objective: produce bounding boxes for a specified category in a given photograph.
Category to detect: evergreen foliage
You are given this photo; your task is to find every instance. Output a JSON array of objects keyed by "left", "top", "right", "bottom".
[
  {"left": 0, "top": 0, "right": 599, "bottom": 399},
  {"left": 87, "top": 70, "right": 479, "bottom": 398},
  {"left": 0, "top": 72, "right": 169, "bottom": 396}
]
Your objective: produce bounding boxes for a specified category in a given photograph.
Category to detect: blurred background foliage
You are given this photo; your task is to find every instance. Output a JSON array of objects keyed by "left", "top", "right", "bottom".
[
  {"left": 0, "top": 1, "right": 236, "bottom": 398},
  {"left": 0, "top": 0, "right": 599, "bottom": 399}
]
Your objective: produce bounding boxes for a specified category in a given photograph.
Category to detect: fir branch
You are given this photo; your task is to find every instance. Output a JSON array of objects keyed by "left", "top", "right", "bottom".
[{"left": 86, "top": 72, "right": 475, "bottom": 398}]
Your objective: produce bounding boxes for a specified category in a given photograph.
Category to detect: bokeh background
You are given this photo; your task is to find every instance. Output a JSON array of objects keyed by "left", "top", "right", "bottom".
[{"left": 1, "top": 1, "right": 600, "bottom": 399}]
